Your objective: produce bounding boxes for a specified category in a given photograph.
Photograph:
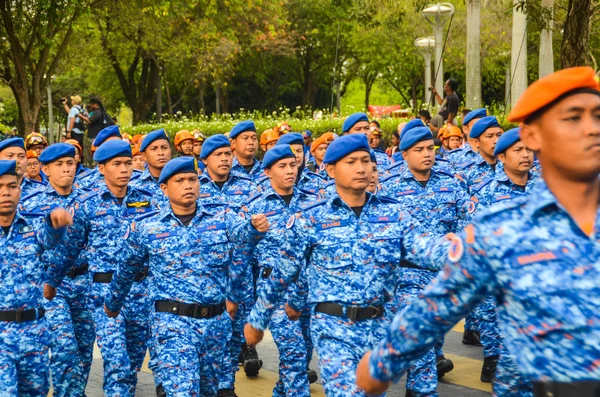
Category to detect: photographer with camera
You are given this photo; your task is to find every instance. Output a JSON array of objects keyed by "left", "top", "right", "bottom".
[
  {"left": 86, "top": 97, "right": 115, "bottom": 140},
  {"left": 429, "top": 79, "right": 460, "bottom": 137},
  {"left": 63, "top": 95, "right": 88, "bottom": 157}
]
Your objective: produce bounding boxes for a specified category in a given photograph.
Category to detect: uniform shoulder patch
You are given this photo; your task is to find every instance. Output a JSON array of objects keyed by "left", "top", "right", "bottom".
[
  {"left": 20, "top": 189, "right": 44, "bottom": 203},
  {"left": 286, "top": 214, "right": 296, "bottom": 229},
  {"left": 134, "top": 210, "right": 160, "bottom": 222},
  {"left": 300, "top": 199, "right": 327, "bottom": 211},
  {"left": 380, "top": 173, "right": 401, "bottom": 184},
  {"left": 448, "top": 148, "right": 463, "bottom": 154},
  {"left": 76, "top": 190, "right": 99, "bottom": 203},
  {"left": 244, "top": 192, "right": 263, "bottom": 205},
  {"left": 78, "top": 168, "right": 97, "bottom": 179},
  {"left": 297, "top": 188, "right": 319, "bottom": 198},
  {"left": 471, "top": 177, "right": 495, "bottom": 192},
  {"left": 448, "top": 234, "right": 465, "bottom": 263},
  {"left": 377, "top": 196, "right": 401, "bottom": 205}
]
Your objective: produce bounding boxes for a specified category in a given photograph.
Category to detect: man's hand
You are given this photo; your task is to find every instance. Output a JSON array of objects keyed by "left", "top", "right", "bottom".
[
  {"left": 244, "top": 323, "right": 264, "bottom": 345},
  {"left": 104, "top": 304, "right": 119, "bottom": 318},
  {"left": 430, "top": 87, "right": 437, "bottom": 95},
  {"left": 226, "top": 300, "right": 238, "bottom": 320},
  {"left": 284, "top": 303, "right": 301, "bottom": 321},
  {"left": 251, "top": 214, "right": 269, "bottom": 233},
  {"left": 356, "top": 351, "right": 391, "bottom": 394},
  {"left": 43, "top": 284, "right": 57, "bottom": 301},
  {"left": 49, "top": 208, "right": 73, "bottom": 229}
]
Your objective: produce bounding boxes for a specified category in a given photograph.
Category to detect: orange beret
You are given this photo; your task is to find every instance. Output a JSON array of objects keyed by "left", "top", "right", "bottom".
[
  {"left": 65, "top": 139, "right": 83, "bottom": 155},
  {"left": 132, "top": 145, "right": 141, "bottom": 157},
  {"left": 310, "top": 132, "right": 336, "bottom": 153},
  {"left": 26, "top": 150, "right": 38, "bottom": 159},
  {"left": 508, "top": 66, "right": 600, "bottom": 123}
]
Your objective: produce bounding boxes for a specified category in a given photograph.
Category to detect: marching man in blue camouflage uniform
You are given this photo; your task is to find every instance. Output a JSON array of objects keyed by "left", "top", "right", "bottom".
[
  {"left": 75, "top": 125, "right": 123, "bottom": 190},
  {"left": 344, "top": 112, "right": 391, "bottom": 171},
  {"left": 446, "top": 108, "right": 487, "bottom": 169},
  {"left": 357, "top": 66, "right": 600, "bottom": 397},
  {"left": 0, "top": 159, "right": 74, "bottom": 396},
  {"left": 130, "top": 128, "right": 172, "bottom": 198},
  {"left": 0, "top": 137, "right": 46, "bottom": 195},
  {"left": 19, "top": 143, "right": 96, "bottom": 396},
  {"left": 379, "top": 126, "right": 470, "bottom": 395},
  {"left": 230, "top": 120, "right": 263, "bottom": 178},
  {"left": 244, "top": 134, "right": 450, "bottom": 397},
  {"left": 104, "top": 156, "right": 270, "bottom": 397}
]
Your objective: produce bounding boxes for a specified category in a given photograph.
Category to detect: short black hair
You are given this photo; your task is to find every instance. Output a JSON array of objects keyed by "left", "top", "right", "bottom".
[
  {"left": 370, "top": 120, "right": 381, "bottom": 128},
  {"left": 447, "top": 78, "right": 458, "bottom": 91},
  {"left": 418, "top": 109, "right": 431, "bottom": 121},
  {"left": 392, "top": 130, "right": 400, "bottom": 139},
  {"left": 89, "top": 97, "right": 103, "bottom": 107}
]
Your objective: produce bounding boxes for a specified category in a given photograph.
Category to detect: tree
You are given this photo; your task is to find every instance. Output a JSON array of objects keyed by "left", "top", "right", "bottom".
[
  {"left": 466, "top": 0, "right": 482, "bottom": 108},
  {"left": 0, "top": 0, "right": 85, "bottom": 134},
  {"left": 560, "top": 0, "right": 594, "bottom": 67},
  {"left": 539, "top": 0, "right": 554, "bottom": 77},
  {"left": 510, "top": 0, "right": 528, "bottom": 108}
]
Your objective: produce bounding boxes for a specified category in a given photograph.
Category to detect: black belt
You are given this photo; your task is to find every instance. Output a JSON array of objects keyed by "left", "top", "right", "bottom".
[
  {"left": 93, "top": 267, "right": 149, "bottom": 283},
  {"left": 68, "top": 264, "right": 89, "bottom": 278},
  {"left": 0, "top": 308, "right": 45, "bottom": 322},
  {"left": 155, "top": 300, "right": 225, "bottom": 319},
  {"left": 315, "top": 302, "right": 383, "bottom": 322},
  {"left": 534, "top": 381, "right": 600, "bottom": 397}
]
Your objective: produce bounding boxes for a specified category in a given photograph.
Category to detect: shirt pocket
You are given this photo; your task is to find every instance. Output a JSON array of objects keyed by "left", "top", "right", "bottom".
[{"left": 312, "top": 241, "right": 353, "bottom": 271}]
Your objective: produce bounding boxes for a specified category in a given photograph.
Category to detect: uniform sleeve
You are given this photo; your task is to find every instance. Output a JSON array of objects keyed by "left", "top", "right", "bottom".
[
  {"left": 287, "top": 265, "right": 309, "bottom": 312},
  {"left": 226, "top": 209, "right": 254, "bottom": 304},
  {"left": 105, "top": 222, "right": 147, "bottom": 313},
  {"left": 247, "top": 216, "right": 309, "bottom": 330},
  {"left": 453, "top": 183, "right": 472, "bottom": 231},
  {"left": 38, "top": 213, "right": 67, "bottom": 249},
  {"left": 368, "top": 224, "right": 497, "bottom": 382},
  {"left": 400, "top": 210, "right": 450, "bottom": 271},
  {"left": 227, "top": 207, "right": 267, "bottom": 243}
]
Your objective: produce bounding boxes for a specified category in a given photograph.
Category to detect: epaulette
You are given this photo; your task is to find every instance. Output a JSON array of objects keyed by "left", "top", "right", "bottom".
[
  {"left": 29, "top": 179, "right": 46, "bottom": 186},
  {"left": 458, "top": 160, "right": 475, "bottom": 169},
  {"left": 297, "top": 188, "right": 319, "bottom": 198},
  {"left": 475, "top": 196, "right": 527, "bottom": 221},
  {"left": 130, "top": 186, "right": 153, "bottom": 197},
  {"left": 77, "top": 168, "right": 97, "bottom": 180},
  {"left": 300, "top": 199, "right": 327, "bottom": 211},
  {"left": 447, "top": 147, "right": 464, "bottom": 154},
  {"left": 75, "top": 190, "right": 100, "bottom": 203},
  {"left": 471, "top": 177, "right": 495, "bottom": 192},
  {"left": 244, "top": 192, "right": 263, "bottom": 205},
  {"left": 304, "top": 170, "right": 324, "bottom": 180},
  {"left": 380, "top": 172, "right": 402, "bottom": 184},
  {"left": 377, "top": 196, "right": 401, "bottom": 205},
  {"left": 134, "top": 210, "right": 160, "bottom": 222},
  {"left": 324, "top": 179, "right": 335, "bottom": 188},
  {"left": 232, "top": 173, "right": 254, "bottom": 182},
  {"left": 20, "top": 189, "right": 44, "bottom": 203},
  {"left": 435, "top": 156, "right": 449, "bottom": 163},
  {"left": 434, "top": 168, "right": 458, "bottom": 179},
  {"left": 19, "top": 211, "right": 45, "bottom": 217}
]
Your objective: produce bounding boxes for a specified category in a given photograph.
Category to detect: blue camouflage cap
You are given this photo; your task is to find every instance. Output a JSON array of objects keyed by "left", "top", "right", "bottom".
[
  {"left": 400, "top": 119, "right": 426, "bottom": 139},
  {"left": 93, "top": 140, "right": 132, "bottom": 163},
  {"left": 323, "top": 134, "right": 370, "bottom": 164},
  {"left": 493, "top": 128, "right": 521, "bottom": 156},
  {"left": 140, "top": 129, "right": 169, "bottom": 152},
  {"left": 0, "top": 160, "right": 17, "bottom": 177},
  {"left": 38, "top": 143, "right": 76, "bottom": 165},
  {"left": 0, "top": 137, "right": 25, "bottom": 153},
  {"left": 159, "top": 157, "right": 198, "bottom": 184},
  {"left": 342, "top": 112, "right": 369, "bottom": 133},
  {"left": 229, "top": 120, "right": 256, "bottom": 139},
  {"left": 200, "top": 134, "right": 231, "bottom": 159},
  {"left": 400, "top": 127, "right": 434, "bottom": 151},
  {"left": 469, "top": 116, "right": 501, "bottom": 139},
  {"left": 93, "top": 125, "right": 121, "bottom": 147},
  {"left": 262, "top": 144, "right": 297, "bottom": 169},
  {"left": 462, "top": 108, "right": 487, "bottom": 126},
  {"left": 276, "top": 133, "right": 303, "bottom": 146}
]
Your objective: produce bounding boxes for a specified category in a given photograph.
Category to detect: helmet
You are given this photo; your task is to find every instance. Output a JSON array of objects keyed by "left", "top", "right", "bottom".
[
  {"left": 174, "top": 130, "right": 194, "bottom": 146},
  {"left": 65, "top": 139, "right": 83, "bottom": 155},
  {"left": 25, "top": 132, "right": 48, "bottom": 149},
  {"left": 443, "top": 125, "right": 463, "bottom": 140},
  {"left": 260, "top": 129, "right": 280, "bottom": 146},
  {"left": 192, "top": 130, "right": 205, "bottom": 142}
]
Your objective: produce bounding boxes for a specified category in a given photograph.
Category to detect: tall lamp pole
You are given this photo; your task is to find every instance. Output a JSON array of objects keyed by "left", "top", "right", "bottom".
[
  {"left": 422, "top": 3, "right": 455, "bottom": 99},
  {"left": 414, "top": 37, "right": 436, "bottom": 108}
]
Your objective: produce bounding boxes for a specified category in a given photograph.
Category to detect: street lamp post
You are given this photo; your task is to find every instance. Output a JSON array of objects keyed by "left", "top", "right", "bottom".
[
  {"left": 422, "top": 3, "right": 455, "bottom": 98},
  {"left": 414, "top": 37, "right": 435, "bottom": 107}
]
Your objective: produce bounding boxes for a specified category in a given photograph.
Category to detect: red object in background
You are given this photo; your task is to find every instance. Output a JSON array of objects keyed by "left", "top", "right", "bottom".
[{"left": 367, "top": 105, "right": 402, "bottom": 118}]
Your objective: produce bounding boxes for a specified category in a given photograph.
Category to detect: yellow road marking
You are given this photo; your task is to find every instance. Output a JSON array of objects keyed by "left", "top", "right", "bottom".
[{"left": 441, "top": 353, "right": 492, "bottom": 393}]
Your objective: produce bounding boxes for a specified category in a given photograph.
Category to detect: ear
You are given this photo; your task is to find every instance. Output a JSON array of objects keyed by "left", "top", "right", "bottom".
[
  {"left": 519, "top": 124, "right": 542, "bottom": 152},
  {"left": 142, "top": 152, "right": 147, "bottom": 162},
  {"left": 497, "top": 153, "right": 506, "bottom": 164},
  {"left": 264, "top": 168, "right": 272, "bottom": 179},
  {"left": 326, "top": 163, "right": 335, "bottom": 179},
  {"left": 98, "top": 164, "right": 106, "bottom": 176},
  {"left": 401, "top": 151, "right": 408, "bottom": 161},
  {"left": 160, "top": 183, "right": 169, "bottom": 198},
  {"left": 41, "top": 165, "right": 50, "bottom": 176},
  {"left": 472, "top": 138, "right": 481, "bottom": 150}
]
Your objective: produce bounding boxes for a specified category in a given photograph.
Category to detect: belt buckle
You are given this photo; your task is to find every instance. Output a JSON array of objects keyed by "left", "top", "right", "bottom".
[
  {"left": 15, "top": 308, "right": 23, "bottom": 323},
  {"left": 369, "top": 306, "right": 381, "bottom": 319},
  {"left": 170, "top": 303, "right": 179, "bottom": 315},
  {"left": 346, "top": 306, "right": 359, "bottom": 322}
]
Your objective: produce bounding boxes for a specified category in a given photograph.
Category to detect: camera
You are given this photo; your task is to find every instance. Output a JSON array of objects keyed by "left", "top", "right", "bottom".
[{"left": 60, "top": 97, "right": 67, "bottom": 103}]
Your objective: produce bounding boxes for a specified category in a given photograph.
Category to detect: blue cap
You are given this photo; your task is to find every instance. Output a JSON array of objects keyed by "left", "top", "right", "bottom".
[
  {"left": 93, "top": 140, "right": 132, "bottom": 163},
  {"left": 158, "top": 157, "right": 199, "bottom": 184},
  {"left": 229, "top": 120, "right": 256, "bottom": 139},
  {"left": 323, "top": 134, "right": 370, "bottom": 164},
  {"left": 0, "top": 137, "right": 25, "bottom": 153},
  {"left": 38, "top": 143, "right": 76, "bottom": 165},
  {"left": 400, "top": 127, "right": 434, "bottom": 151},
  {"left": 200, "top": 134, "right": 231, "bottom": 159},
  {"left": 369, "top": 150, "right": 377, "bottom": 162},
  {"left": 302, "top": 130, "right": 312, "bottom": 137},
  {"left": 276, "top": 133, "right": 303, "bottom": 146},
  {"left": 93, "top": 125, "right": 121, "bottom": 147},
  {"left": 462, "top": 108, "right": 487, "bottom": 126},
  {"left": 400, "top": 119, "right": 426, "bottom": 139},
  {"left": 342, "top": 112, "right": 369, "bottom": 133},
  {"left": 469, "top": 116, "right": 501, "bottom": 138},
  {"left": 493, "top": 128, "right": 521, "bottom": 156},
  {"left": 262, "top": 144, "right": 297, "bottom": 169},
  {"left": 0, "top": 160, "right": 18, "bottom": 177},
  {"left": 140, "top": 129, "right": 169, "bottom": 152}
]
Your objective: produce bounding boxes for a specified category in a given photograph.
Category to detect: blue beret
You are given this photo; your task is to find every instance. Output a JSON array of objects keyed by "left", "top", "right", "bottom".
[
  {"left": 140, "top": 129, "right": 169, "bottom": 152},
  {"left": 400, "top": 119, "right": 426, "bottom": 139},
  {"left": 342, "top": 112, "right": 369, "bottom": 133},
  {"left": 400, "top": 127, "right": 434, "bottom": 151},
  {"left": 462, "top": 108, "right": 487, "bottom": 126},
  {"left": 158, "top": 157, "right": 198, "bottom": 184},
  {"left": 302, "top": 130, "right": 312, "bottom": 137},
  {"left": 0, "top": 160, "right": 18, "bottom": 177},
  {"left": 229, "top": 120, "right": 256, "bottom": 139},
  {"left": 200, "top": 134, "right": 231, "bottom": 159},
  {"left": 494, "top": 128, "right": 521, "bottom": 156},
  {"left": 93, "top": 125, "right": 121, "bottom": 147},
  {"left": 39, "top": 143, "right": 76, "bottom": 165},
  {"left": 93, "top": 140, "right": 132, "bottom": 163},
  {"left": 469, "top": 116, "right": 501, "bottom": 138},
  {"left": 262, "top": 144, "right": 296, "bottom": 169},
  {"left": 369, "top": 150, "right": 377, "bottom": 163},
  {"left": 323, "top": 134, "right": 370, "bottom": 164},
  {"left": 0, "top": 137, "right": 25, "bottom": 153},
  {"left": 276, "top": 133, "right": 304, "bottom": 146}
]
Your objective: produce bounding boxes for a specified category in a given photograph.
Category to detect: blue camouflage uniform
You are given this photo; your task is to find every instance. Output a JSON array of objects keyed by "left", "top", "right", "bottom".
[
  {"left": 129, "top": 169, "right": 165, "bottom": 198},
  {"left": 0, "top": 210, "right": 69, "bottom": 396},
  {"left": 372, "top": 148, "right": 391, "bottom": 170},
  {"left": 106, "top": 201, "right": 262, "bottom": 396},
  {"left": 245, "top": 186, "right": 318, "bottom": 396},
  {"left": 456, "top": 153, "right": 503, "bottom": 192},
  {"left": 70, "top": 182, "right": 158, "bottom": 396},
  {"left": 231, "top": 157, "right": 262, "bottom": 179},
  {"left": 379, "top": 167, "right": 469, "bottom": 395},
  {"left": 248, "top": 192, "right": 450, "bottom": 397},
  {"left": 447, "top": 143, "right": 478, "bottom": 170},
  {"left": 20, "top": 176, "right": 46, "bottom": 195},
  {"left": 20, "top": 185, "right": 96, "bottom": 397},
  {"left": 368, "top": 178, "right": 600, "bottom": 395}
]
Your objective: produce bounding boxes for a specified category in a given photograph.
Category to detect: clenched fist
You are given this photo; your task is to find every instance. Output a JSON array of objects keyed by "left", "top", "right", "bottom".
[
  {"left": 49, "top": 208, "right": 73, "bottom": 229},
  {"left": 251, "top": 214, "right": 270, "bottom": 233}
]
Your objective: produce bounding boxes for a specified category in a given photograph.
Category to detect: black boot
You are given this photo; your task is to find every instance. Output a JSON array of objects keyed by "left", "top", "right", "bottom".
[
  {"left": 462, "top": 330, "right": 482, "bottom": 346},
  {"left": 307, "top": 368, "right": 318, "bottom": 384},
  {"left": 156, "top": 384, "right": 167, "bottom": 397},
  {"left": 480, "top": 355, "right": 499, "bottom": 383},
  {"left": 243, "top": 343, "right": 262, "bottom": 377},
  {"left": 436, "top": 355, "right": 454, "bottom": 379},
  {"left": 217, "top": 389, "right": 238, "bottom": 397},
  {"left": 405, "top": 390, "right": 414, "bottom": 397}
]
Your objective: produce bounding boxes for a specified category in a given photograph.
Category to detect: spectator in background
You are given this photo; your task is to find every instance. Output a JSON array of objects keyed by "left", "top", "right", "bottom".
[
  {"left": 192, "top": 130, "right": 205, "bottom": 161},
  {"left": 369, "top": 121, "right": 383, "bottom": 150},
  {"left": 386, "top": 130, "right": 400, "bottom": 158},
  {"left": 430, "top": 79, "right": 460, "bottom": 135},
  {"left": 64, "top": 95, "right": 87, "bottom": 159},
  {"left": 132, "top": 145, "right": 145, "bottom": 171},
  {"left": 87, "top": 97, "right": 114, "bottom": 140},
  {"left": 25, "top": 150, "right": 44, "bottom": 183}
]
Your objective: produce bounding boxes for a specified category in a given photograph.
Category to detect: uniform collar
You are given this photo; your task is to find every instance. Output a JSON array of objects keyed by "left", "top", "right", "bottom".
[
  {"left": 141, "top": 169, "right": 159, "bottom": 183},
  {"left": 329, "top": 190, "right": 380, "bottom": 211},
  {"left": 157, "top": 200, "right": 216, "bottom": 223}
]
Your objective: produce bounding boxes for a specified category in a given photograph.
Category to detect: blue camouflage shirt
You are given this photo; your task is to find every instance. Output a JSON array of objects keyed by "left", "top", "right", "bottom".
[
  {"left": 469, "top": 171, "right": 537, "bottom": 216},
  {"left": 199, "top": 171, "right": 256, "bottom": 212},
  {"left": 231, "top": 157, "right": 262, "bottom": 179}
]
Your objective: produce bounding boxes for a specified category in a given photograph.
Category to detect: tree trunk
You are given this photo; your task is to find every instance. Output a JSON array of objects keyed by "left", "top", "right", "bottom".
[
  {"left": 199, "top": 83, "right": 206, "bottom": 116},
  {"left": 466, "top": 0, "right": 482, "bottom": 108},
  {"left": 215, "top": 83, "right": 221, "bottom": 115},
  {"left": 510, "top": 0, "right": 528, "bottom": 108},
  {"left": 560, "top": 0, "right": 593, "bottom": 68},
  {"left": 539, "top": 0, "right": 554, "bottom": 77},
  {"left": 156, "top": 70, "right": 162, "bottom": 122},
  {"left": 165, "top": 79, "right": 172, "bottom": 115}
]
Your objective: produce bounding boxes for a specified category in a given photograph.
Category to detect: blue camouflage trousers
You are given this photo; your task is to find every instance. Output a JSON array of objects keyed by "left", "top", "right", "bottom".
[
  {"left": 218, "top": 301, "right": 250, "bottom": 390},
  {"left": 493, "top": 344, "right": 533, "bottom": 397},
  {"left": 311, "top": 309, "right": 389, "bottom": 397},
  {"left": 45, "top": 274, "right": 95, "bottom": 397},
  {"left": 476, "top": 296, "right": 502, "bottom": 358},
  {"left": 270, "top": 303, "right": 310, "bottom": 397},
  {"left": 91, "top": 279, "right": 151, "bottom": 397},
  {"left": 0, "top": 319, "right": 50, "bottom": 396},
  {"left": 153, "top": 311, "right": 231, "bottom": 396},
  {"left": 300, "top": 306, "right": 314, "bottom": 364}
]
